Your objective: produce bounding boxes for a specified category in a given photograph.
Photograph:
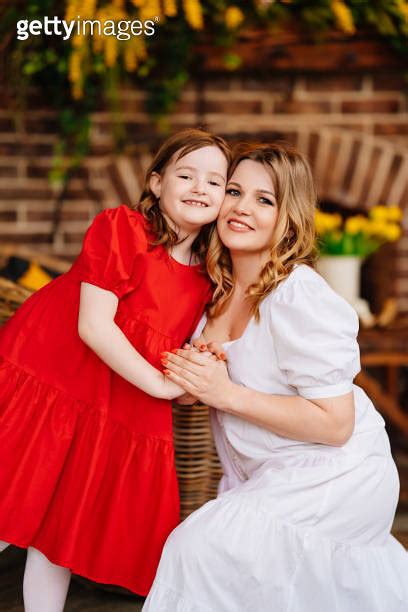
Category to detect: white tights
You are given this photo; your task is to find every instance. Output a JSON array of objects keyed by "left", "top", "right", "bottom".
[{"left": 0, "top": 541, "right": 71, "bottom": 611}]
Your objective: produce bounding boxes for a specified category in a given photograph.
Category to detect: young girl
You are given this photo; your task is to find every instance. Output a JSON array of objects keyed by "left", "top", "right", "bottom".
[
  {"left": 0, "top": 128, "right": 230, "bottom": 610},
  {"left": 144, "top": 143, "right": 408, "bottom": 611}
]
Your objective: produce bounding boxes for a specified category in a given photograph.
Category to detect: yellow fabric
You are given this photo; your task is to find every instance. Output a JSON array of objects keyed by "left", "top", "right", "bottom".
[{"left": 18, "top": 262, "right": 53, "bottom": 291}]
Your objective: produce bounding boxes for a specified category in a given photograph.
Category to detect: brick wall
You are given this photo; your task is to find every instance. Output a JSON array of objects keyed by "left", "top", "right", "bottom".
[{"left": 0, "top": 69, "right": 407, "bottom": 309}]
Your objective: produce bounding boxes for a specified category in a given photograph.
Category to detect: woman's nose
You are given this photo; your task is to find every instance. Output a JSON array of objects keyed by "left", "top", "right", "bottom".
[{"left": 233, "top": 195, "right": 251, "bottom": 215}]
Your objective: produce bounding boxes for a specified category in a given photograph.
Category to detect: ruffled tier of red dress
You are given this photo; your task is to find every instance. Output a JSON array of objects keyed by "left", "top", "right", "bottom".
[{"left": 0, "top": 356, "right": 179, "bottom": 594}]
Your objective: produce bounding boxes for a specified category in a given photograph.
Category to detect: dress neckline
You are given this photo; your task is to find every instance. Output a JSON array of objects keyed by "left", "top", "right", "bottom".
[
  {"left": 161, "top": 245, "right": 202, "bottom": 271},
  {"left": 201, "top": 313, "right": 254, "bottom": 349}
]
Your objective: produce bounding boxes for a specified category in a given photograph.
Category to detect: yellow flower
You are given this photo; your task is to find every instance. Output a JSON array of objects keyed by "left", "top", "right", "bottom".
[
  {"left": 383, "top": 224, "right": 402, "bottom": 242},
  {"left": 345, "top": 215, "right": 367, "bottom": 235},
  {"left": 387, "top": 205, "right": 403, "bottom": 222},
  {"left": 331, "top": 0, "right": 356, "bottom": 35},
  {"left": 225, "top": 6, "right": 245, "bottom": 30},
  {"left": 314, "top": 211, "right": 342, "bottom": 234},
  {"left": 104, "top": 35, "right": 118, "bottom": 67},
  {"left": 396, "top": 0, "right": 408, "bottom": 25},
  {"left": 140, "top": 0, "right": 161, "bottom": 21},
  {"left": 164, "top": 0, "right": 178, "bottom": 17},
  {"left": 68, "top": 50, "right": 82, "bottom": 83},
  {"left": 124, "top": 43, "right": 138, "bottom": 72},
  {"left": 82, "top": 0, "right": 97, "bottom": 19},
  {"left": 369, "top": 205, "right": 389, "bottom": 221},
  {"left": 365, "top": 219, "right": 388, "bottom": 238},
  {"left": 183, "top": 0, "right": 204, "bottom": 30},
  {"left": 65, "top": 0, "right": 82, "bottom": 23}
]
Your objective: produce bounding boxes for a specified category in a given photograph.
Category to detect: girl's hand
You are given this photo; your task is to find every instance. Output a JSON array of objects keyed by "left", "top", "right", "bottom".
[
  {"left": 191, "top": 338, "right": 227, "bottom": 361},
  {"left": 161, "top": 349, "right": 233, "bottom": 408},
  {"left": 158, "top": 373, "right": 185, "bottom": 400}
]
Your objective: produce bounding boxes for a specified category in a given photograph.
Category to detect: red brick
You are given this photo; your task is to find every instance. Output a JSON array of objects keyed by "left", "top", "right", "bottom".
[
  {"left": 115, "top": 98, "right": 146, "bottom": 113},
  {"left": 173, "top": 99, "right": 198, "bottom": 114},
  {"left": 0, "top": 165, "right": 18, "bottom": 178},
  {"left": 372, "top": 72, "right": 407, "bottom": 91},
  {"left": 0, "top": 142, "right": 55, "bottom": 156},
  {"left": 0, "top": 233, "right": 51, "bottom": 243},
  {"left": 0, "top": 118, "right": 16, "bottom": 131},
  {"left": 25, "top": 118, "right": 58, "bottom": 134},
  {"left": 305, "top": 74, "right": 363, "bottom": 92},
  {"left": 341, "top": 99, "right": 400, "bottom": 113},
  {"left": 374, "top": 123, "right": 408, "bottom": 136},
  {"left": 274, "top": 100, "right": 332, "bottom": 114},
  {"left": 0, "top": 187, "right": 53, "bottom": 199},
  {"left": 240, "top": 76, "right": 293, "bottom": 93},
  {"left": 204, "top": 99, "right": 263, "bottom": 114},
  {"left": 63, "top": 232, "right": 87, "bottom": 244},
  {"left": 0, "top": 210, "right": 17, "bottom": 221},
  {"left": 26, "top": 165, "right": 89, "bottom": 180},
  {"left": 26, "top": 208, "right": 92, "bottom": 222}
]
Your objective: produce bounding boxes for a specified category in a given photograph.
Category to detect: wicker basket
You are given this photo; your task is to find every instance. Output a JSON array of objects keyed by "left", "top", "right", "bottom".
[
  {"left": 0, "top": 277, "right": 33, "bottom": 326},
  {"left": 173, "top": 402, "right": 221, "bottom": 520}
]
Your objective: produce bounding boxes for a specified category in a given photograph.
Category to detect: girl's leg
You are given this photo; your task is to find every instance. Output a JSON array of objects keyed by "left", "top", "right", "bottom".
[
  {"left": 23, "top": 547, "right": 71, "bottom": 612},
  {"left": 0, "top": 540, "right": 10, "bottom": 552}
]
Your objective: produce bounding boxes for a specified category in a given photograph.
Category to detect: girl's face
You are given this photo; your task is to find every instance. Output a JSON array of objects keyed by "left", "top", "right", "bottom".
[
  {"left": 217, "top": 159, "right": 279, "bottom": 257},
  {"left": 150, "top": 145, "right": 228, "bottom": 235}
]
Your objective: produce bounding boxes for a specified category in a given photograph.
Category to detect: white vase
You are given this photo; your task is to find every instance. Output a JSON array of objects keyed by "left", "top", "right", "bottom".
[{"left": 316, "top": 255, "right": 375, "bottom": 325}]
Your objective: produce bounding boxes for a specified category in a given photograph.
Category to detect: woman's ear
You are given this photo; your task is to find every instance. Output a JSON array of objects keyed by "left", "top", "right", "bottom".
[{"left": 149, "top": 172, "right": 161, "bottom": 199}]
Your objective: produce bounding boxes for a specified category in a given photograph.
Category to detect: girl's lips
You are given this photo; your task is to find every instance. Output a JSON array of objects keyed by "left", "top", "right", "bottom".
[{"left": 183, "top": 199, "right": 208, "bottom": 208}]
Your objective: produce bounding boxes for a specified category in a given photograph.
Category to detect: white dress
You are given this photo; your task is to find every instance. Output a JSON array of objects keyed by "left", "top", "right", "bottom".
[{"left": 144, "top": 265, "right": 408, "bottom": 611}]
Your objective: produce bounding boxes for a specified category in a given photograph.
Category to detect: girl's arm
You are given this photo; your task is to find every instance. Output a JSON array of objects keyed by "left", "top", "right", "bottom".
[
  {"left": 78, "top": 282, "right": 183, "bottom": 400},
  {"left": 161, "top": 350, "right": 354, "bottom": 446}
]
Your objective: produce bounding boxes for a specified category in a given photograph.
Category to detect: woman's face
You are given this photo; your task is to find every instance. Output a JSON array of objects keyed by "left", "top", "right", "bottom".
[{"left": 217, "top": 159, "right": 279, "bottom": 256}]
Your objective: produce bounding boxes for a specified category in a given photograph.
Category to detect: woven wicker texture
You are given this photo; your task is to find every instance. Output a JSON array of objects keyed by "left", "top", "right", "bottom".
[{"left": 173, "top": 402, "right": 221, "bottom": 520}]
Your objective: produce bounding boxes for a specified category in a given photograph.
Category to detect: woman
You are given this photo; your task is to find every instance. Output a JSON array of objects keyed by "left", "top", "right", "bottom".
[{"left": 144, "top": 143, "right": 408, "bottom": 611}]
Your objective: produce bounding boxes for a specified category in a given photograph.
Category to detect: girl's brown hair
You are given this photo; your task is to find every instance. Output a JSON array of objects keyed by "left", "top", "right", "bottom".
[
  {"left": 207, "top": 142, "right": 317, "bottom": 320},
  {"left": 136, "top": 128, "right": 231, "bottom": 264}
]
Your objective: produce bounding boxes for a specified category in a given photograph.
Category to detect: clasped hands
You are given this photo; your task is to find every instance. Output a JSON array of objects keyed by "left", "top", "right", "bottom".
[{"left": 160, "top": 339, "right": 232, "bottom": 408}]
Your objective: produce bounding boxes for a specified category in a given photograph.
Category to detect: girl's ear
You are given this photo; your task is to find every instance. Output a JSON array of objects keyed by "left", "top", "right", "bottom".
[{"left": 149, "top": 172, "right": 161, "bottom": 199}]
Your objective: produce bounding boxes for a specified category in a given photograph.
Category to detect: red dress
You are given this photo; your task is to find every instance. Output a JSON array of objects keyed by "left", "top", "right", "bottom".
[{"left": 0, "top": 205, "right": 211, "bottom": 595}]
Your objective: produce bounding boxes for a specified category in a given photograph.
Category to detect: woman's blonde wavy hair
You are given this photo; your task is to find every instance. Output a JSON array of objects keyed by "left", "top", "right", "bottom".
[
  {"left": 207, "top": 142, "right": 317, "bottom": 320},
  {"left": 135, "top": 128, "right": 231, "bottom": 266}
]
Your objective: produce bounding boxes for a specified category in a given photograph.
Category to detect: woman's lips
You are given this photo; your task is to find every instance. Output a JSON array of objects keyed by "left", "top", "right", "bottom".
[{"left": 227, "top": 218, "right": 253, "bottom": 231}]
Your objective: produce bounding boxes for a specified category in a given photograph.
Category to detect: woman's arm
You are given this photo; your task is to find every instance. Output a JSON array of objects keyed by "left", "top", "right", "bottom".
[
  {"left": 161, "top": 350, "right": 355, "bottom": 446},
  {"left": 78, "top": 282, "right": 183, "bottom": 400}
]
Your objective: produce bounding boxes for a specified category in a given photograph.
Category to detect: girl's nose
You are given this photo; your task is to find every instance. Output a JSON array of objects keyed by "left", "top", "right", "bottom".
[{"left": 191, "top": 176, "right": 206, "bottom": 194}]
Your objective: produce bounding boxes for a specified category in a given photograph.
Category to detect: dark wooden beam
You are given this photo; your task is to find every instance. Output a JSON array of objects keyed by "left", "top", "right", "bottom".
[{"left": 196, "top": 29, "right": 405, "bottom": 73}]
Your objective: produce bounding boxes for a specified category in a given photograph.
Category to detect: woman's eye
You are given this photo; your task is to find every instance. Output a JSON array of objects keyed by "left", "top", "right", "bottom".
[
  {"left": 259, "top": 196, "right": 275, "bottom": 206},
  {"left": 226, "top": 188, "right": 240, "bottom": 196}
]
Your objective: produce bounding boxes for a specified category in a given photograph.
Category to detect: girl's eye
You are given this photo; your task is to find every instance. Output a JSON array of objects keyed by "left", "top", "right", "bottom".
[
  {"left": 226, "top": 188, "right": 240, "bottom": 197},
  {"left": 209, "top": 180, "right": 221, "bottom": 187},
  {"left": 179, "top": 175, "right": 192, "bottom": 180}
]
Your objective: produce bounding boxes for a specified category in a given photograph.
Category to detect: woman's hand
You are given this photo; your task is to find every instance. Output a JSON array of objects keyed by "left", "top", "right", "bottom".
[
  {"left": 161, "top": 349, "right": 234, "bottom": 409},
  {"left": 175, "top": 392, "right": 199, "bottom": 405}
]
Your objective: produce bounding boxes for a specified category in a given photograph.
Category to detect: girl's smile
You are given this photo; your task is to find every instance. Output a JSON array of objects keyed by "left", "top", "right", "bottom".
[{"left": 150, "top": 146, "right": 228, "bottom": 236}]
